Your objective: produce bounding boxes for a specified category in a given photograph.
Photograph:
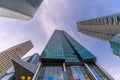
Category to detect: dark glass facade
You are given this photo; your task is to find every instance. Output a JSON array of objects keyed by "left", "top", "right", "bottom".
[
  {"left": 110, "top": 33, "right": 120, "bottom": 57},
  {"left": 25, "top": 0, "right": 43, "bottom": 9},
  {"left": 40, "top": 30, "right": 96, "bottom": 63},
  {"left": 38, "top": 63, "right": 63, "bottom": 80},
  {"left": 40, "top": 31, "right": 66, "bottom": 61},
  {"left": 37, "top": 30, "right": 113, "bottom": 80},
  {"left": 0, "top": 0, "right": 43, "bottom": 19},
  {"left": 62, "top": 31, "right": 96, "bottom": 62}
]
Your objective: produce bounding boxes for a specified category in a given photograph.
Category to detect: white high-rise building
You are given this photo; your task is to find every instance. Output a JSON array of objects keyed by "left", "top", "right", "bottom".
[{"left": 77, "top": 13, "right": 120, "bottom": 57}]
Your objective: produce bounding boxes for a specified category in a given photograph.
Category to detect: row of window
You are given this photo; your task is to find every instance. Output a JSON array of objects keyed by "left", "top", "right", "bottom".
[
  {"left": 38, "top": 63, "right": 111, "bottom": 80},
  {"left": 80, "top": 28, "right": 115, "bottom": 37},
  {"left": 39, "top": 65, "right": 95, "bottom": 80},
  {"left": 41, "top": 31, "right": 65, "bottom": 59},
  {"left": 66, "top": 66, "right": 94, "bottom": 80},
  {"left": 0, "top": 48, "right": 23, "bottom": 76},
  {"left": 80, "top": 16, "right": 120, "bottom": 25},
  {"left": 63, "top": 31, "right": 96, "bottom": 60},
  {"left": 65, "top": 58, "right": 79, "bottom": 61},
  {"left": 88, "top": 64, "right": 111, "bottom": 80},
  {"left": 38, "top": 64, "right": 63, "bottom": 80}
]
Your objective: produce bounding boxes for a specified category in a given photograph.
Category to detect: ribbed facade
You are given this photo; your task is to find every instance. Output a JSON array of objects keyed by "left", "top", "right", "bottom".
[
  {"left": 77, "top": 14, "right": 120, "bottom": 58},
  {"left": 0, "top": 40, "right": 33, "bottom": 77},
  {"left": 77, "top": 14, "right": 120, "bottom": 41}
]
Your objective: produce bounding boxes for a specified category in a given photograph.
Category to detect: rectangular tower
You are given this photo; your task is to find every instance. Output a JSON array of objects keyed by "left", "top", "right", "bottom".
[
  {"left": 77, "top": 14, "right": 120, "bottom": 41},
  {"left": 0, "top": 0, "right": 43, "bottom": 20},
  {"left": 0, "top": 40, "right": 33, "bottom": 76},
  {"left": 32, "top": 30, "right": 113, "bottom": 80},
  {"left": 77, "top": 14, "right": 120, "bottom": 58}
]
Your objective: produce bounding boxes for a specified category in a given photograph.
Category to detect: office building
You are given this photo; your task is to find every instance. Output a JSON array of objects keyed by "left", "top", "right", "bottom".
[
  {"left": 0, "top": 53, "right": 40, "bottom": 80},
  {"left": 0, "top": 40, "right": 33, "bottom": 77},
  {"left": 77, "top": 14, "right": 120, "bottom": 57},
  {"left": 0, "top": 0, "right": 43, "bottom": 20},
  {"left": 29, "top": 30, "right": 113, "bottom": 80}
]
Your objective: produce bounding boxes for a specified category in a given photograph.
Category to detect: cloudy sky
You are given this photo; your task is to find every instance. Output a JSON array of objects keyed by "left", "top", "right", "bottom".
[{"left": 0, "top": 0, "right": 120, "bottom": 79}]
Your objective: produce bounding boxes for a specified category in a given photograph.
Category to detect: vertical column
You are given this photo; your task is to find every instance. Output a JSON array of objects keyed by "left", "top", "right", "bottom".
[
  {"left": 95, "top": 63, "right": 114, "bottom": 80},
  {"left": 62, "top": 62, "right": 70, "bottom": 80},
  {"left": 32, "top": 62, "right": 42, "bottom": 80},
  {"left": 63, "top": 62, "right": 66, "bottom": 72},
  {"left": 84, "top": 63, "right": 98, "bottom": 80}
]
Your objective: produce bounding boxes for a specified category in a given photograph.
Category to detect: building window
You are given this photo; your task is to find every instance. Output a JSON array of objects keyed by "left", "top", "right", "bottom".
[
  {"left": 20, "top": 76, "right": 25, "bottom": 80},
  {"left": 117, "top": 16, "right": 120, "bottom": 23}
]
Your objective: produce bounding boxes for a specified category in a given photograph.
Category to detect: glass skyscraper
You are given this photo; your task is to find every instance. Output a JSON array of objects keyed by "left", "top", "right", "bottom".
[
  {"left": 0, "top": 0, "right": 43, "bottom": 20},
  {"left": 77, "top": 13, "right": 120, "bottom": 58},
  {"left": 32, "top": 30, "right": 113, "bottom": 80}
]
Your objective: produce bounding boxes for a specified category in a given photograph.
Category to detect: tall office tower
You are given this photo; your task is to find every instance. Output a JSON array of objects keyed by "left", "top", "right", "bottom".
[
  {"left": 0, "top": 53, "right": 40, "bottom": 80},
  {"left": 0, "top": 40, "right": 33, "bottom": 77},
  {"left": 77, "top": 14, "right": 120, "bottom": 57},
  {"left": 0, "top": 0, "right": 43, "bottom": 20},
  {"left": 30, "top": 30, "right": 113, "bottom": 80}
]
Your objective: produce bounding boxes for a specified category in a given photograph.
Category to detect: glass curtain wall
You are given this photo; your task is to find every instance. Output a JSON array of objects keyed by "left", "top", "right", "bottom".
[
  {"left": 38, "top": 63, "right": 63, "bottom": 80},
  {"left": 66, "top": 66, "right": 95, "bottom": 80},
  {"left": 88, "top": 64, "right": 110, "bottom": 80}
]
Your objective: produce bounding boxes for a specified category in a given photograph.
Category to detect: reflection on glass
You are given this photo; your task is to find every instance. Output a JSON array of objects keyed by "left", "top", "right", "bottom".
[
  {"left": 88, "top": 64, "right": 110, "bottom": 80},
  {"left": 38, "top": 63, "right": 62, "bottom": 80},
  {"left": 66, "top": 66, "right": 94, "bottom": 80}
]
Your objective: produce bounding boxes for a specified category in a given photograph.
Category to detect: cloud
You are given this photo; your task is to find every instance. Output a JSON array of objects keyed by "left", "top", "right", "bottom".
[{"left": 0, "top": 0, "right": 120, "bottom": 79}]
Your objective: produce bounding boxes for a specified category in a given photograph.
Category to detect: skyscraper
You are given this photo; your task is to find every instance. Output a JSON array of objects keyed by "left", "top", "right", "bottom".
[
  {"left": 77, "top": 14, "right": 120, "bottom": 57},
  {"left": 30, "top": 30, "right": 113, "bottom": 80},
  {"left": 0, "top": 40, "right": 33, "bottom": 77},
  {"left": 0, "top": 0, "right": 43, "bottom": 20}
]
